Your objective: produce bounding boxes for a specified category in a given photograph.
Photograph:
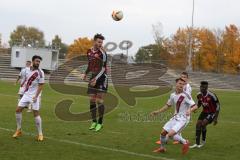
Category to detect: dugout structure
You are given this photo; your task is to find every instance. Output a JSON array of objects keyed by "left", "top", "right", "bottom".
[{"left": 11, "top": 46, "right": 59, "bottom": 70}]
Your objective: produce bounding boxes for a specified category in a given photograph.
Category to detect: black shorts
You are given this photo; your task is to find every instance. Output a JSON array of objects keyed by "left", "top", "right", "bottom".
[
  {"left": 87, "top": 74, "right": 108, "bottom": 94},
  {"left": 198, "top": 112, "right": 216, "bottom": 123}
]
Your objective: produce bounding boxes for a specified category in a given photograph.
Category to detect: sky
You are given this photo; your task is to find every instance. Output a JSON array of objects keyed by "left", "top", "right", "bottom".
[{"left": 0, "top": 0, "right": 240, "bottom": 56}]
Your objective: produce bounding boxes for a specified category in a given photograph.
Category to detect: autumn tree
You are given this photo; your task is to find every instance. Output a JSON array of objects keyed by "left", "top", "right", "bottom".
[
  {"left": 137, "top": 24, "right": 240, "bottom": 74},
  {"left": 221, "top": 24, "right": 240, "bottom": 73},
  {"left": 192, "top": 28, "right": 218, "bottom": 72},
  {"left": 213, "top": 28, "right": 225, "bottom": 73},
  {"left": 168, "top": 27, "right": 223, "bottom": 72},
  {"left": 9, "top": 25, "right": 45, "bottom": 47},
  {"left": 67, "top": 37, "right": 93, "bottom": 59},
  {"left": 167, "top": 25, "right": 240, "bottom": 73},
  {"left": 165, "top": 28, "right": 191, "bottom": 69}
]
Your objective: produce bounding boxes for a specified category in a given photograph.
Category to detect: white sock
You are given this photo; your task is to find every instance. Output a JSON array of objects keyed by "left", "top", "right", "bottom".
[
  {"left": 173, "top": 133, "right": 180, "bottom": 141},
  {"left": 173, "top": 134, "right": 187, "bottom": 144},
  {"left": 28, "top": 104, "right": 32, "bottom": 110},
  {"left": 16, "top": 112, "right": 22, "bottom": 130},
  {"left": 160, "top": 135, "right": 169, "bottom": 148},
  {"left": 35, "top": 116, "right": 43, "bottom": 135}
]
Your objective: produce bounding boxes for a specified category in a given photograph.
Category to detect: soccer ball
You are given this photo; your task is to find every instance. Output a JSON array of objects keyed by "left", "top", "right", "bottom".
[{"left": 112, "top": 10, "right": 123, "bottom": 21}]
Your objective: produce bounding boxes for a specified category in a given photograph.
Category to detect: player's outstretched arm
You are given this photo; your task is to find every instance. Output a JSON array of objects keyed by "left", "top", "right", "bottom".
[
  {"left": 186, "top": 105, "right": 198, "bottom": 116},
  {"left": 150, "top": 104, "right": 170, "bottom": 116},
  {"left": 213, "top": 103, "right": 220, "bottom": 125},
  {"left": 213, "top": 96, "right": 220, "bottom": 125},
  {"left": 190, "top": 105, "right": 198, "bottom": 113},
  {"left": 213, "top": 111, "right": 219, "bottom": 126},
  {"left": 15, "top": 75, "right": 21, "bottom": 85}
]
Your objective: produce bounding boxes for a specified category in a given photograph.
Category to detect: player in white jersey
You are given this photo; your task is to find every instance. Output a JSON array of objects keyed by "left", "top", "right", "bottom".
[
  {"left": 151, "top": 78, "right": 198, "bottom": 154},
  {"left": 15, "top": 61, "right": 32, "bottom": 112},
  {"left": 15, "top": 61, "right": 31, "bottom": 100},
  {"left": 13, "top": 55, "right": 45, "bottom": 141},
  {"left": 155, "top": 72, "right": 193, "bottom": 145},
  {"left": 172, "top": 72, "right": 192, "bottom": 144}
]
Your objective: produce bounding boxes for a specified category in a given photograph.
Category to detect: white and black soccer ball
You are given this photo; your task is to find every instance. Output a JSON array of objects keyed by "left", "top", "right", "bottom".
[{"left": 112, "top": 10, "right": 123, "bottom": 21}]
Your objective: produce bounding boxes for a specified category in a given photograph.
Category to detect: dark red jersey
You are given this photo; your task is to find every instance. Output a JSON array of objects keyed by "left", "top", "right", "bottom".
[
  {"left": 85, "top": 48, "right": 107, "bottom": 80},
  {"left": 197, "top": 91, "right": 220, "bottom": 113}
]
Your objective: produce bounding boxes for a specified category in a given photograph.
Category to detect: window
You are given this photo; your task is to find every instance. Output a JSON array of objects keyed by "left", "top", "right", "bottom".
[{"left": 16, "top": 51, "right": 20, "bottom": 58}]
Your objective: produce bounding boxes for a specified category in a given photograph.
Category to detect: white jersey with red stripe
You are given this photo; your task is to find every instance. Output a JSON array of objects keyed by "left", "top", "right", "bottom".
[
  {"left": 19, "top": 67, "right": 31, "bottom": 86},
  {"left": 167, "top": 91, "right": 195, "bottom": 120},
  {"left": 18, "top": 67, "right": 31, "bottom": 95},
  {"left": 24, "top": 68, "right": 45, "bottom": 97}
]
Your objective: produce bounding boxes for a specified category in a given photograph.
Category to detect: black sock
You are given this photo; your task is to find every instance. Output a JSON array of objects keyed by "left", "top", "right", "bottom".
[
  {"left": 90, "top": 102, "right": 97, "bottom": 122},
  {"left": 98, "top": 104, "right": 105, "bottom": 124},
  {"left": 202, "top": 126, "right": 207, "bottom": 142},
  {"left": 196, "top": 126, "right": 202, "bottom": 145}
]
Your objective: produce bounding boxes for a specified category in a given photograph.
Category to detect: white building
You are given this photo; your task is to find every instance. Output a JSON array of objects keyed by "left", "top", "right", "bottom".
[{"left": 11, "top": 46, "right": 59, "bottom": 70}]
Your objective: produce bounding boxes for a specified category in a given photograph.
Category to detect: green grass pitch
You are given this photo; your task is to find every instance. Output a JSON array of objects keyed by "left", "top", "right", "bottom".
[{"left": 0, "top": 80, "right": 239, "bottom": 160}]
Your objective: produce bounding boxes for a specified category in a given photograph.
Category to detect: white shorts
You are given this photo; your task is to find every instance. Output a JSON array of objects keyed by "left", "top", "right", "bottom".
[
  {"left": 163, "top": 116, "right": 189, "bottom": 133},
  {"left": 18, "top": 94, "right": 41, "bottom": 110},
  {"left": 18, "top": 86, "right": 25, "bottom": 95}
]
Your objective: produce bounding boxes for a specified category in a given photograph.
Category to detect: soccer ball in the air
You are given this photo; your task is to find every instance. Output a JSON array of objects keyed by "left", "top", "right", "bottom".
[{"left": 112, "top": 10, "right": 123, "bottom": 21}]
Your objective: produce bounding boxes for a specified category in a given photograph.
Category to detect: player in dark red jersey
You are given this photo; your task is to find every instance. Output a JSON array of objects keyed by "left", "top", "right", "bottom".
[
  {"left": 190, "top": 81, "right": 220, "bottom": 148},
  {"left": 81, "top": 33, "right": 108, "bottom": 132}
]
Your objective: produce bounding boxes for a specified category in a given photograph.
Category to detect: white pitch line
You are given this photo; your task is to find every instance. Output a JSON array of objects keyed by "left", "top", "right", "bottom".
[
  {"left": 106, "top": 131, "right": 126, "bottom": 134},
  {"left": 0, "top": 127, "right": 174, "bottom": 160},
  {"left": 0, "top": 93, "right": 18, "bottom": 98}
]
